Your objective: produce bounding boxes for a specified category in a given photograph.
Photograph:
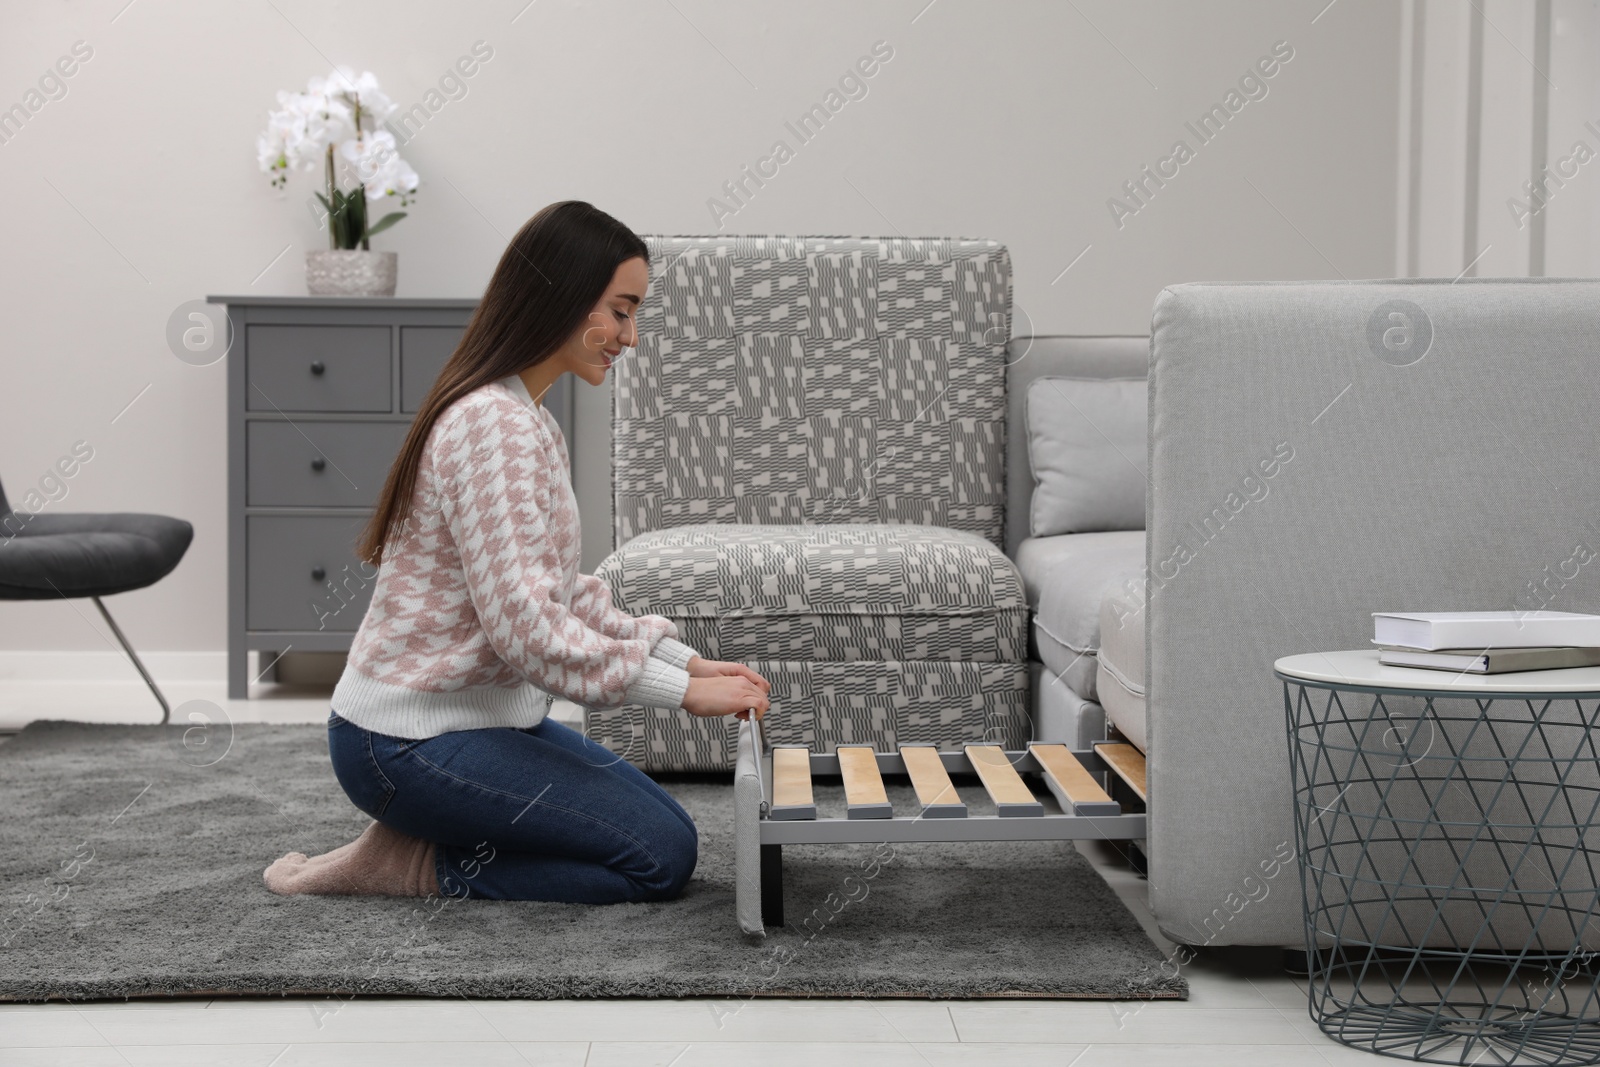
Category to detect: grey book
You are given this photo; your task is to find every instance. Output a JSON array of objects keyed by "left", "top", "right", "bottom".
[{"left": 1377, "top": 645, "right": 1600, "bottom": 674}]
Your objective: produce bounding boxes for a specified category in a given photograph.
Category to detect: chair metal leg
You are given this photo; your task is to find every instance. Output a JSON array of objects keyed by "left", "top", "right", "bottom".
[{"left": 91, "top": 596, "right": 171, "bottom": 725}]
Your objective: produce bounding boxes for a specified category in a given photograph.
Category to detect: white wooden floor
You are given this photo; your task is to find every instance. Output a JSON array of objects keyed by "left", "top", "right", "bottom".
[{"left": 0, "top": 677, "right": 1373, "bottom": 1066}]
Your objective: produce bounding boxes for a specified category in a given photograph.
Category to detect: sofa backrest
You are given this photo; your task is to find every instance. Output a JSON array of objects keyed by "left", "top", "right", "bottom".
[
  {"left": 1002, "top": 335, "right": 1148, "bottom": 559},
  {"left": 614, "top": 235, "right": 1014, "bottom": 552},
  {"left": 1145, "top": 277, "right": 1600, "bottom": 948}
]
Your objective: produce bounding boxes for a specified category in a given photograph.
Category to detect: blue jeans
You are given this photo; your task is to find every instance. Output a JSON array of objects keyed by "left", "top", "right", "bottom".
[{"left": 325, "top": 711, "right": 698, "bottom": 903}]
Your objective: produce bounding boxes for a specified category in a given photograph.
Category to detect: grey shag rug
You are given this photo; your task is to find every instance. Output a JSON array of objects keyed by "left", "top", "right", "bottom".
[{"left": 0, "top": 721, "right": 1185, "bottom": 1003}]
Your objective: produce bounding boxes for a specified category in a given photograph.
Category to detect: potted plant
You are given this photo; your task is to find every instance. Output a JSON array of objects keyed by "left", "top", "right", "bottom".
[{"left": 257, "top": 68, "right": 419, "bottom": 297}]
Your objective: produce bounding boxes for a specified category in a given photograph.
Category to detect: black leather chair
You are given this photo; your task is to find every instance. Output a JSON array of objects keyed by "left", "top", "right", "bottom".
[{"left": 0, "top": 478, "right": 194, "bottom": 724}]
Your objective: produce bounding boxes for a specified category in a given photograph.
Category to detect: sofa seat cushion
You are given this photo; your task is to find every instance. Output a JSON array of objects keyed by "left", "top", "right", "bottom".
[
  {"left": 1012, "top": 531, "right": 1145, "bottom": 698},
  {"left": 587, "top": 522, "right": 1034, "bottom": 769},
  {"left": 1096, "top": 587, "right": 1147, "bottom": 752},
  {"left": 597, "top": 523, "right": 1029, "bottom": 663}
]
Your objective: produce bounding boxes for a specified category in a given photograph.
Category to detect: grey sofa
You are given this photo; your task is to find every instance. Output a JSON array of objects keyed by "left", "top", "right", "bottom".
[
  {"left": 591, "top": 266, "right": 1600, "bottom": 953},
  {"left": 585, "top": 237, "right": 1167, "bottom": 775},
  {"left": 1146, "top": 278, "right": 1600, "bottom": 950},
  {"left": 934, "top": 280, "right": 1600, "bottom": 955},
  {"left": 899, "top": 281, "right": 1600, "bottom": 953},
  {"left": 586, "top": 235, "right": 1032, "bottom": 771}
]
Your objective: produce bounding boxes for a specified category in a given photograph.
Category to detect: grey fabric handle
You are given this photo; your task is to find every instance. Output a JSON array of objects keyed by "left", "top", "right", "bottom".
[{"left": 733, "top": 717, "right": 766, "bottom": 936}]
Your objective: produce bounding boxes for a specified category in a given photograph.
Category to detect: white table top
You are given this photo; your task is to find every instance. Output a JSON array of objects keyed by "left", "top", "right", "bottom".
[{"left": 1274, "top": 649, "right": 1600, "bottom": 694}]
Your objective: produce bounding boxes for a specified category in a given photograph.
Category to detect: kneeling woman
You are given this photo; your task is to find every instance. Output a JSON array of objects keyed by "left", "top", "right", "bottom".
[{"left": 264, "top": 201, "right": 770, "bottom": 903}]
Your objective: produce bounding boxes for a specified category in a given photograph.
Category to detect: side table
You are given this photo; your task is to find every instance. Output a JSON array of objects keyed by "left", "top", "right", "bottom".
[{"left": 1276, "top": 650, "right": 1600, "bottom": 1065}]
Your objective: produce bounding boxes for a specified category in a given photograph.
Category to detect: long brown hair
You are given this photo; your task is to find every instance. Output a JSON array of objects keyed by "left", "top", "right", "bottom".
[{"left": 356, "top": 200, "right": 650, "bottom": 566}]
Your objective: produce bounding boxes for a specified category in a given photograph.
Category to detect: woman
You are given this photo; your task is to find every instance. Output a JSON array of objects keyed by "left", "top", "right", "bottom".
[{"left": 264, "top": 201, "right": 771, "bottom": 904}]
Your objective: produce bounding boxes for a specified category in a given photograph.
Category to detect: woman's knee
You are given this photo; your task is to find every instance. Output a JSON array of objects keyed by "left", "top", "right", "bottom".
[
  {"left": 633, "top": 814, "right": 698, "bottom": 901},
  {"left": 327, "top": 715, "right": 398, "bottom": 820}
]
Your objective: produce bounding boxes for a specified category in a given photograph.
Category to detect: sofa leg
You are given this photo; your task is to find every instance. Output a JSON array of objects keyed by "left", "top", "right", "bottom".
[
  {"left": 1282, "top": 947, "right": 1316, "bottom": 977},
  {"left": 760, "top": 844, "right": 784, "bottom": 928}
]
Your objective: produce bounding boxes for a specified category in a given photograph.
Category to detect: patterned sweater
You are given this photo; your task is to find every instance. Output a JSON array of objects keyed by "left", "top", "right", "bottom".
[{"left": 330, "top": 372, "right": 697, "bottom": 740}]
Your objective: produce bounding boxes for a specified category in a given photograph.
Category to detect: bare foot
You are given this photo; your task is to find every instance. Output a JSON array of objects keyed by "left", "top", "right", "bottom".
[{"left": 264, "top": 820, "right": 438, "bottom": 898}]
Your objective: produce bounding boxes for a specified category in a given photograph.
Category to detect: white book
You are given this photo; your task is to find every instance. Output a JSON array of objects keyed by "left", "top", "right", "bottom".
[{"left": 1372, "top": 611, "right": 1600, "bottom": 651}]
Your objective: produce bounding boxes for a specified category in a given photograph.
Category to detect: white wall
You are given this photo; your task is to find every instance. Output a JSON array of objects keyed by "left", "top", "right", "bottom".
[
  {"left": 0, "top": 0, "right": 1404, "bottom": 658},
  {"left": 1398, "top": 0, "right": 1600, "bottom": 277}
]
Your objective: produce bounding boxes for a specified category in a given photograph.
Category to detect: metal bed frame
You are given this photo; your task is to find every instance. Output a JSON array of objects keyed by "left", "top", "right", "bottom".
[{"left": 732, "top": 714, "right": 1149, "bottom": 935}]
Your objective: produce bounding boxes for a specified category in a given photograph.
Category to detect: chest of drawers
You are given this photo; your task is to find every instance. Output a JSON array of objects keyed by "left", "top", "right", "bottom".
[{"left": 208, "top": 296, "right": 572, "bottom": 698}]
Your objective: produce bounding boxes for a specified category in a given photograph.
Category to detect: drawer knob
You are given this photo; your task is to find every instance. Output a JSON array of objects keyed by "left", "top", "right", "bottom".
[
  {"left": 310, "top": 360, "right": 326, "bottom": 376},
  {"left": 311, "top": 566, "right": 327, "bottom": 582},
  {"left": 310, "top": 456, "right": 326, "bottom": 472}
]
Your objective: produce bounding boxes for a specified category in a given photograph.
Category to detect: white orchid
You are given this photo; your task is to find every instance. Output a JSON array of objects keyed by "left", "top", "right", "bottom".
[
  {"left": 329, "top": 68, "right": 398, "bottom": 125},
  {"left": 298, "top": 90, "right": 356, "bottom": 151},
  {"left": 304, "top": 70, "right": 351, "bottom": 99},
  {"left": 256, "top": 69, "right": 419, "bottom": 246},
  {"left": 338, "top": 130, "right": 419, "bottom": 203}
]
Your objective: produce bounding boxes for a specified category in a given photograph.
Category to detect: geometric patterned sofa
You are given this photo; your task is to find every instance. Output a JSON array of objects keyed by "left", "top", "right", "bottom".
[{"left": 583, "top": 235, "right": 1031, "bottom": 771}]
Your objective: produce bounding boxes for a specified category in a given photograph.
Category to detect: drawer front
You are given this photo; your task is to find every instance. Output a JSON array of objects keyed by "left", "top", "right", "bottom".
[
  {"left": 400, "top": 326, "right": 464, "bottom": 412},
  {"left": 247, "top": 515, "right": 380, "bottom": 632},
  {"left": 246, "top": 325, "right": 392, "bottom": 412},
  {"left": 247, "top": 420, "right": 410, "bottom": 508}
]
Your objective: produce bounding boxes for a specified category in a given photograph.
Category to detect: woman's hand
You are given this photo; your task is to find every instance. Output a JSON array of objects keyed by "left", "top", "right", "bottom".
[
  {"left": 681, "top": 657, "right": 771, "bottom": 720},
  {"left": 686, "top": 656, "right": 770, "bottom": 691},
  {"left": 681, "top": 655, "right": 768, "bottom": 723}
]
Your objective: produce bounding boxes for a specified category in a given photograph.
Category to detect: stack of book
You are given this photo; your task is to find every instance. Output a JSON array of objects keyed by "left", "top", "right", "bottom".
[{"left": 1373, "top": 611, "right": 1600, "bottom": 674}]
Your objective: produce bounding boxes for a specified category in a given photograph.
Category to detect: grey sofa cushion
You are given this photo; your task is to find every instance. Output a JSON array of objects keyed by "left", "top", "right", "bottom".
[
  {"left": 1096, "top": 587, "right": 1146, "bottom": 752},
  {"left": 588, "top": 522, "right": 1032, "bottom": 769},
  {"left": 1003, "top": 335, "right": 1149, "bottom": 561},
  {"left": 600, "top": 523, "right": 1027, "bottom": 663},
  {"left": 1037, "top": 631, "right": 1100, "bottom": 702},
  {"left": 614, "top": 235, "right": 1014, "bottom": 552},
  {"left": 1012, "top": 530, "right": 1145, "bottom": 698},
  {"left": 1025, "top": 376, "right": 1147, "bottom": 536}
]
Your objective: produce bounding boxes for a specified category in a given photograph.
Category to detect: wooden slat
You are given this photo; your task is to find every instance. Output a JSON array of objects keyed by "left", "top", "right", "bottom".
[
  {"left": 1029, "top": 744, "right": 1120, "bottom": 816},
  {"left": 1095, "top": 743, "right": 1147, "bottom": 801},
  {"left": 769, "top": 747, "right": 816, "bottom": 820},
  {"left": 837, "top": 746, "right": 892, "bottom": 819},
  {"left": 963, "top": 745, "right": 1045, "bottom": 817},
  {"left": 899, "top": 745, "right": 966, "bottom": 817}
]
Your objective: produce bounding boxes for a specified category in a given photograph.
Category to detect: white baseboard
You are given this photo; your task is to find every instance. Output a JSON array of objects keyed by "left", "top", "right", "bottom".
[
  {"left": 0, "top": 651, "right": 584, "bottom": 731},
  {"left": 0, "top": 650, "right": 346, "bottom": 685},
  {"left": 0, "top": 650, "right": 223, "bottom": 683}
]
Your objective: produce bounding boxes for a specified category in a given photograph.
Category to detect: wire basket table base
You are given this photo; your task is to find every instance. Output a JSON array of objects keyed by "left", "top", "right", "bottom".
[{"left": 1281, "top": 673, "right": 1600, "bottom": 1066}]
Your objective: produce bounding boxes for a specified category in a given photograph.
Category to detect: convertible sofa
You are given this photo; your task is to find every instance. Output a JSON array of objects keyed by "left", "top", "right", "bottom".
[
  {"left": 588, "top": 239, "right": 1600, "bottom": 951},
  {"left": 583, "top": 234, "right": 1148, "bottom": 773},
  {"left": 586, "top": 235, "right": 1032, "bottom": 769},
  {"left": 584, "top": 234, "right": 1154, "bottom": 772},
  {"left": 1014, "top": 280, "right": 1600, "bottom": 953}
]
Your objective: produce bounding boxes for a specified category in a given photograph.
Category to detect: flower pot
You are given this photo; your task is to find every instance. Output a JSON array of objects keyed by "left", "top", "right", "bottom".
[{"left": 305, "top": 249, "right": 397, "bottom": 297}]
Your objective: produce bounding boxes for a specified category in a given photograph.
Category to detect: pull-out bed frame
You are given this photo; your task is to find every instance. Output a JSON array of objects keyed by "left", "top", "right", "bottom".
[{"left": 732, "top": 717, "right": 1149, "bottom": 935}]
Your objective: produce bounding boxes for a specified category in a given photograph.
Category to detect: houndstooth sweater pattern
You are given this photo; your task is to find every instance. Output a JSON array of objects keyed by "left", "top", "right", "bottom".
[{"left": 330, "top": 373, "right": 697, "bottom": 740}]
